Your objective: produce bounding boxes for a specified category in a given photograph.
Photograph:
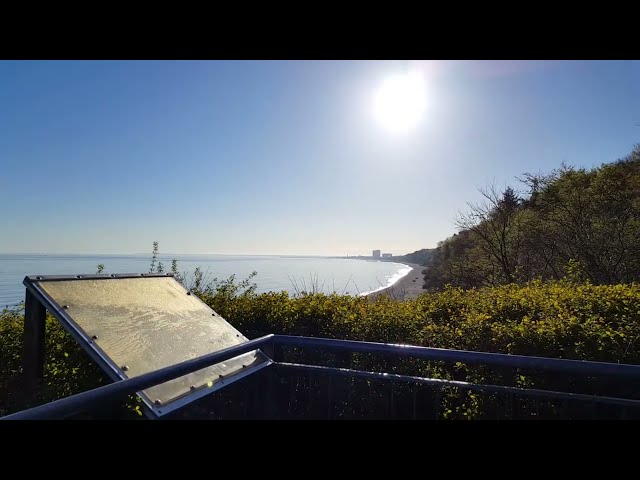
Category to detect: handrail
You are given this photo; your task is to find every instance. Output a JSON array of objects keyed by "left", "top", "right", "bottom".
[
  {"left": 273, "top": 335, "right": 640, "bottom": 378},
  {"left": 276, "top": 362, "right": 640, "bottom": 408},
  {"left": 4, "top": 334, "right": 640, "bottom": 420},
  {"left": 1, "top": 334, "right": 275, "bottom": 420}
]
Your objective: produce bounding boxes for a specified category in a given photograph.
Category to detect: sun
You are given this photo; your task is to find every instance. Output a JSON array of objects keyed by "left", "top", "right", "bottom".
[{"left": 373, "top": 72, "right": 427, "bottom": 134}]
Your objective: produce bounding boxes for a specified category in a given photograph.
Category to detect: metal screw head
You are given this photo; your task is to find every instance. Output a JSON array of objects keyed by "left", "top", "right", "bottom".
[
  {"left": 154, "top": 399, "right": 162, "bottom": 406},
  {"left": 92, "top": 335, "right": 98, "bottom": 340},
  {"left": 121, "top": 365, "right": 129, "bottom": 371},
  {"left": 190, "top": 385, "right": 196, "bottom": 391},
  {"left": 186, "top": 291, "right": 192, "bottom": 296},
  {"left": 63, "top": 305, "right": 70, "bottom": 309}
]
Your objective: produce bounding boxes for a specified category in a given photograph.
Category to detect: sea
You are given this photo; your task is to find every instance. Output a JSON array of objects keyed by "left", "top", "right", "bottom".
[{"left": 0, "top": 254, "right": 412, "bottom": 308}]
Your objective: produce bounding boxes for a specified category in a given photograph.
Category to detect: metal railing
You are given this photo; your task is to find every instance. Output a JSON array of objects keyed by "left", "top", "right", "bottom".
[
  {"left": 2, "top": 335, "right": 274, "bottom": 420},
  {"left": 3, "top": 335, "right": 640, "bottom": 420}
]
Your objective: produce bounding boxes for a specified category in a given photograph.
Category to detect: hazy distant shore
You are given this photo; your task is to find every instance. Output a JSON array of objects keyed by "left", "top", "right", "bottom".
[{"left": 365, "top": 263, "right": 426, "bottom": 301}]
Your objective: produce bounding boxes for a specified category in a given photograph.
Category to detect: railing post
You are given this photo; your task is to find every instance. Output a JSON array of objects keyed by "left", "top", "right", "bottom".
[
  {"left": 256, "top": 338, "right": 276, "bottom": 420},
  {"left": 261, "top": 340, "right": 275, "bottom": 362},
  {"left": 23, "top": 289, "right": 47, "bottom": 390},
  {"left": 326, "top": 375, "right": 333, "bottom": 420},
  {"left": 260, "top": 366, "right": 275, "bottom": 420},
  {"left": 389, "top": 383, "right": 395, "bottom": 419},
  {"left": 432, "top": 388, "right": 442, "bottom": 420}
]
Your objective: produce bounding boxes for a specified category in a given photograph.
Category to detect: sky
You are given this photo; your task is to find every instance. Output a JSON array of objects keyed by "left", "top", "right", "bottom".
[{"left": 0, "top": 60, "right": 638, "bottom": 256}]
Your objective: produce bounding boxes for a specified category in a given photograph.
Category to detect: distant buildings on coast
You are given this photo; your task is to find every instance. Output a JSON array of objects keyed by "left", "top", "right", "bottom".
[
  {"left": 343, "top": 247, "right": 436, "bottom": 266},
  {"left": 343, "top": 249, "right": 396, "bottom": 261}
]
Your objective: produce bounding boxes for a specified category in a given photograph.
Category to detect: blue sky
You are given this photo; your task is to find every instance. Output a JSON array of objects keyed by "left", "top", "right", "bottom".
[{"left": 0, "top": 60, "right": 638, "bottom": 256}]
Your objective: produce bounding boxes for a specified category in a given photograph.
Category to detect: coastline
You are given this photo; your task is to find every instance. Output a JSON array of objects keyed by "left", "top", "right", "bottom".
[{"left": 365, "top": 263, "right": 426, "bottom": 301}]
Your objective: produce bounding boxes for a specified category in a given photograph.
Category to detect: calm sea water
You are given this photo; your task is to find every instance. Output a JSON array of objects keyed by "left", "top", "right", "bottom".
[{"left": 0, "top": 254, "right": 412, "bottom": 307}]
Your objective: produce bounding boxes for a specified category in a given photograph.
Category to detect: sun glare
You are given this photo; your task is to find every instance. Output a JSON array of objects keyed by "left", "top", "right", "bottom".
[{"left": 373, "top": 72, "right": 427, "bottom": 134}]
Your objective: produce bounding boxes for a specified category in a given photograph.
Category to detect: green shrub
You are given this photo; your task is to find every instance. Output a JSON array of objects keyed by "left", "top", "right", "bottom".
[{"left": 0, "top": 304, "right": 110, "bottom": 417}]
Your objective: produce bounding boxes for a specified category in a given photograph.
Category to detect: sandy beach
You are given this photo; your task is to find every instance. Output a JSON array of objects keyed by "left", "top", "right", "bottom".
[{"left": 366, "top": 263, "right": 426, "bottom": 301}]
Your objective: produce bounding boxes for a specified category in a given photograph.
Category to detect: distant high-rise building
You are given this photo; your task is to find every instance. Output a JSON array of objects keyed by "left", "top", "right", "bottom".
[
  {"left": 372, "top": 250, "right": 381, "bottom": 258},
  {"left": 382, "top": 253, "right": 392, "bottom": 258}
]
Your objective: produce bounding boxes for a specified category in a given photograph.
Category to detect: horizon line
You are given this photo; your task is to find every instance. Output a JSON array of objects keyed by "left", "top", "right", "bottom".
[{"left": 0, "top": 252, "right": 413, "bottom": 257}]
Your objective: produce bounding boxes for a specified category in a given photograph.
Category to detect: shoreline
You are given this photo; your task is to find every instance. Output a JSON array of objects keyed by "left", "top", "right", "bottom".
[{"left": 365, "top": 263, "right": 426, "bottom": 301}]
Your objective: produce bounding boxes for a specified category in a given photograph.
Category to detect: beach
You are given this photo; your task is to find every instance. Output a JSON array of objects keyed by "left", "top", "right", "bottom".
[{"left": 366, "top": 263, "right": 426, "bottom": 301}]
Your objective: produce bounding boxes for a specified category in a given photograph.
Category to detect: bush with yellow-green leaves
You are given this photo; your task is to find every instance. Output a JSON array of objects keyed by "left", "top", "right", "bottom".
[{"left": 202, "top": 280, "right": 640, "bottom": 363}]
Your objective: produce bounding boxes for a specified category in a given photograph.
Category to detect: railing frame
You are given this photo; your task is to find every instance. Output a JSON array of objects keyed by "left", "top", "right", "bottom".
[{"left": 4, "top": 334, "right": 640, "bottom": 420}]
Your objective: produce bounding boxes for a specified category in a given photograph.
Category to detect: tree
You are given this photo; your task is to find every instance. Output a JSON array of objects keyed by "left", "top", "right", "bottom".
[
  {"left": 455, "top": 184, "right": 524, "bottom": 284},
  {"left": 424, "top": 144, "right": 640, "bottom": 290}
]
